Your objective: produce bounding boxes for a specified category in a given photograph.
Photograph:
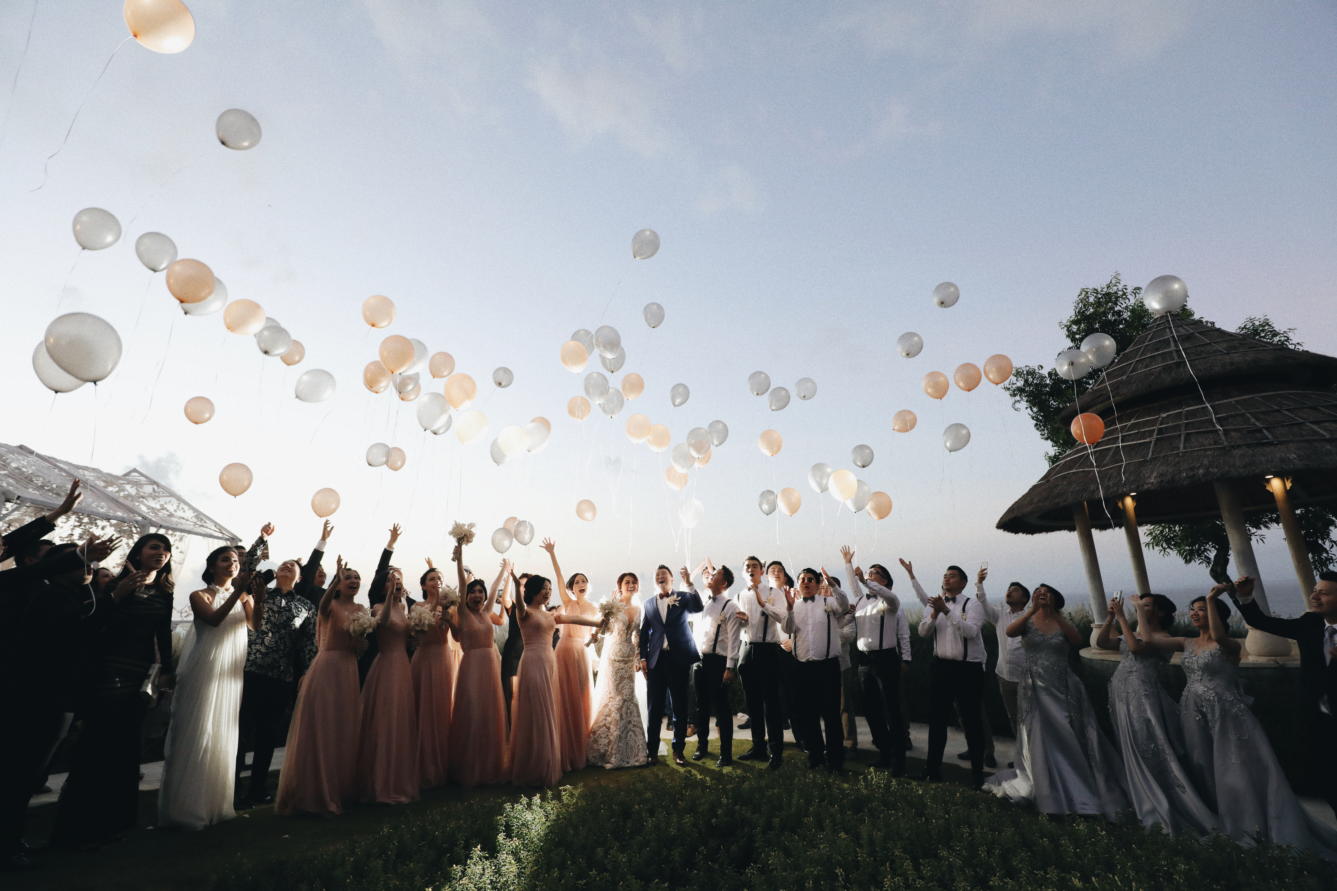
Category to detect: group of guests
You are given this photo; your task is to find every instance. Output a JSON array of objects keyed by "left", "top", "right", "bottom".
[{"left": 4, "top": 490, "right": 1336, "bottom": 869}]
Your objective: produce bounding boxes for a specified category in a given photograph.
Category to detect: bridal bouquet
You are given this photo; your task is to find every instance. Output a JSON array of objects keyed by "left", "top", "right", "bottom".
[
  {"left": 449, "top": 521, "right": 476, "bottom": 546},
  {"left": 347, "top": 608, "right": 378, "bottom": 638},
  {"left": 587, "top": 597, "right": 623, "bottom": 648},
  {"left": 408, "top": 602, "right": 441, "bottom": 634},
  {"left": 439, "top": 585, "right": 460, "bottom": 610}
]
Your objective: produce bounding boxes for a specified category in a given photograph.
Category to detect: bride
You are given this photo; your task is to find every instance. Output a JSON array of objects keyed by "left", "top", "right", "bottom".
[
  {"left": 587, "top": 571, "right": 648, "bottom": 769},
  {"left": 158, "top": 545, "right": 258, "bottom": 829}
]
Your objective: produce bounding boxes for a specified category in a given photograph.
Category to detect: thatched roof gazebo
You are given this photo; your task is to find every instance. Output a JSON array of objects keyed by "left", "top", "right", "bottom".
[{"left": 997, "top": 315, "right": 1337, "bottom": 657}]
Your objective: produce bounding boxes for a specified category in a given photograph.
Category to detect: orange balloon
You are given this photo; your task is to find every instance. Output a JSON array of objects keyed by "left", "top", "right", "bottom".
[
  {"left": 165, "top": 258, "right": 214, "bottom": 304},
  {"left": 1071, "top": 412, "right": 1106, "bottom": 445},
  {"left": 665, "top": 466, "right": 688, "bottom": 490},
  {"left": 626, "top": 413, "right": 651, "bottom": 442},
  {"left": 386, "top": 447, "right": 407, "bottom": 471},
  {"left": 922, "top": 371, "right": 949, "bottom": 400},
  {"left": 568, "top": 396, "right": 591, "bottom": 421},
  {"left": 123, "top": 0, "right": 195, "bottom": 54},
  {"left": 983, "top": 354, "right": 1014, "bottom": 385},
  {"left": 576, "top": 499, "right": 597, "bottom": 521},
  {"left": 892, "top": 409, "right": 917, "bottom": 433},
  {"left": 757, "top": 429, "right": 783, "bottom": 456},
  {"left": 310, "top": 487, "right": 340, "bottom": 518},
  {"left": 280, "top": 340, "right": 305, "bottom": 366},
  {"left": 778, "top": 487, "right": 802, "bottom": 516},
  {"left": 621, "top": 372, "right": 645, "bottom": 399},
  {"left": 695, "top": 447, "right": 712, "bottom": 468},
  {"left": 444, "top": 373, "right": 477, "bottom": 409},
  {"left": 647, "top": 424, "right": 671, "bottom": 452},
  {"left": 218, "top": 462, "right": 252, "bottom": 497},
  {"left": 428, "top": 351, "right": 455, "bottom": 378},
  {"left": 183, "top": 395, "right": 214, "bottom": 424},
  {"left": 379, "top": 335, "right": 414, "bottom": 373},
  {"left": 362, "top": 295, "right": 395, "bottom": 328},
  {"left": 223, "top": 299, "right": 265, "bottom": 334},
  {"left": 363, "top": 360, "right": 392, "bottom": 393},
  {"left": 560, "top": 340, "right": 589, "bottom": 372},
  {"left": 953, "top": 362, "right": 982, "bottom": 392},
  {"left": 866, "top": 491, "right": 893, "bottom": 520}
]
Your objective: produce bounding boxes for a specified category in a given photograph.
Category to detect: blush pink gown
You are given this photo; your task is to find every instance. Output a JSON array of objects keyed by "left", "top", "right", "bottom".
[
  {"left": 276, "top": 602, "right": 363, "bottom": 816},
  {"left": 411, "top": 617, "right": 456, "bottom": 789},
  {"left": 449, "top": 608, "right": 508, "bottom": 787},
  {"left": 555, "top": 600, "right": 597, "bottom": 772},
  {"left": 509, "top": 608, "right": 563, "bottom": 787},
  {"left": 356, "top": 601, "right": 419, "bottom": 803}
]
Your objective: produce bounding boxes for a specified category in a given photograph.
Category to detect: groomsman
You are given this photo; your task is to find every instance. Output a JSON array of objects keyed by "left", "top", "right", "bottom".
[
  {"left": 764, "top": 567, "right": 849, "bottom": 770},
  {"left": 691, "top": 564, "right": 741, "bottom": 766},
  {"left": 639, "top": 565, "right": 703, "bottom": 765},
  {"left": 841, "top": 547, "right": 905, "bottom": 775},
  {"left": 901, "top": 559, "right": 987, "bottom": 789},
  {"left": 736, "top": 556, "right": 787, "bottom": 769}
]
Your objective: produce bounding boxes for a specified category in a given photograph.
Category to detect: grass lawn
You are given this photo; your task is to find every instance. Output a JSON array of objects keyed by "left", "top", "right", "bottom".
[{"left": 14, "top": 752, "right": 1336, "bottom": 891}]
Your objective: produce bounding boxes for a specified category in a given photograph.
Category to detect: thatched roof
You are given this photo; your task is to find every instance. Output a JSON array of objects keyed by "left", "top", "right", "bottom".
[
  {"left": 997, "top": 387, "right": 1337, "bottom": 533},
  {"left": 1064, "top": 315, "right": 1337, "bottom": 420}
]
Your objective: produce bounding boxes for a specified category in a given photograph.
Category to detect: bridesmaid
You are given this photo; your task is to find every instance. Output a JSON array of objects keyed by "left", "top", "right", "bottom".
[
  {"left": 449, "top": 542, "right": 510, "bottom": 787},
  {"left": 356, "top": 554, "right": 418, "bottom": 804},
  {"left": 543, "top": 539, "right": 598, "bottom": 773},
  {"left": 509, "top": 572, "right": 602, "bottom": 787},
  {"left": 411, "top": 563, "right": 458, "bottom": 789},
  {"left": 277, "top": 557, "right": 366, "bottom": 816}
]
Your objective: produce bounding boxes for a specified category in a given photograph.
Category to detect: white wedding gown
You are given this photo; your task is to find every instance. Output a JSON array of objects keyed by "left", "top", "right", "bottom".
[
  {"left": 586, "top": 608, "right": 649, "bottom": 769},
  {"left": 158, "top": 595, "right": 249, "bottom": 829}
]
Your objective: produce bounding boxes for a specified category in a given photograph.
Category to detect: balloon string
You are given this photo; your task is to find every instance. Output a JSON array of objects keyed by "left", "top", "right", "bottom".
[
  {"left": 142, "top": 314, "right": 179, "bottom": 421},
  {"left": 89, "top": 383, "right": 99, "bottom": 464},
  {"left": 1101, "top": 374, "right": 1129, "bottom": 486},
  {"left": 307, "top": 407, "right": 334, "bottom": 446},
  {"left": 1166, "top": 314, "right": 1227, "bottom": 443},
  {"left": 595, "top": 274, "right": 628, "bottom": 324},
  {"left": 131, "top": 276, "right": 153, "bottom": 338},
  {"left": 30, "top": 36, "right": 132, "bottom": 192},
  {"left": 1072, "top": 380, "right": 1119, "bottom": 530},
  {"left": 55, "top": 250, "right": 83, "bottom": 310},
  {"left": 0, "top": 0, "right": 39, "bottom": 156}
]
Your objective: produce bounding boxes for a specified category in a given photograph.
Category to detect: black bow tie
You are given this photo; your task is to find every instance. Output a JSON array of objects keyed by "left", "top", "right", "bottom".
[
  {"left": 659, "top": 593, "right": 673, "bottom": 599},
  {"left": 802, "top": 596, "right": 815, "bottom": 603},
  {"left": 944, "top": 597, "right": 957, "bottom": 604}
]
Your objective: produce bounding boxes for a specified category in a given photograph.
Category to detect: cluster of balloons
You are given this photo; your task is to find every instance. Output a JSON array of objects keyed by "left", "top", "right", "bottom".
[
  {"left": 491, "top": 516, "right": 536, "bottom": 553},
  {"left": 561, "top": 327, "right": 636, "bottom": 418},
  {"left": 759, "top": 466, "right": 891, "bottom": 520},
  {"left": 366, "top": 443, "right": 408, "bottom": 471},
  {"left": 662, "top": 420, "right": 729, "bottom": 486},
  {"left": 920, "top": 354, "right": 1013, "bottom": 400},
  {"left": 489, "top": 418, "right": 551, "bottom": 465},
  {"left": 1055, "top": 333, "right": 1118, "bottom": 382},
  {"left": 746, "top": 371, "right": 816, "bottom": 409},
  {"left": 34, "top": 312, "right": 122, "bottom": 392}
]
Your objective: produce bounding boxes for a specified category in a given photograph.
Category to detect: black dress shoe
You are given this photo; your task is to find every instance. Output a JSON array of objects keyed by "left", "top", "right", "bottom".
[
  {"left": 738, "top": 718, "right": 752, "bottom": 729},
  {"left": 672, "top": 751, "right": 687, "bottom": 767},
  {"left": 984, "top": 755, "right": 998, "bottom": 769},
  {"left": 767, "top": 757, "right": 782, "bottom": 771},
  {"left": 645, "top": 754, "right": 659, "bottom": 766},
  {"left": 737, "top": 748, "right": 766, "bottom": 761},
  {"left": 692, "top": 747, "right": 709, "bottom": 761},
  {"left": 716, "top": 757, "right": 733, "bottom": 768},
  {"left": 956, "top": 751, "right": 971, "bottom": 761}
]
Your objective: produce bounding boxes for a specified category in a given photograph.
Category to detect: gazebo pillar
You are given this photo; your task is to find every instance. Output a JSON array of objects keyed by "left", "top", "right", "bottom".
[
  {"left": 1119, "top": 495, "right": 1151, "bottom": 595},
  {"left": 1266, "top": 476, "right": 1315, "bottom": 596},
  {"left": 1213, "top": 480, "right": 1291, "bottom": 659},
  {"left": 1072, "top": 502, "right": 1108, "bottom": 646}
]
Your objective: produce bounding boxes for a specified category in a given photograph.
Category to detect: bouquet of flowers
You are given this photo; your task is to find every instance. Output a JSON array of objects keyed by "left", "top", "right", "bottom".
[
  {"left": 439, "top": 585, "right": 460, "bottom": 610},
  {"left": 408, "top": 601, "right": 441, "bottom": 634},
  {"left": 587, "top": 597, "right": 624, "bottom": 649},
  {"left": 449, "top": 521, "right": 476, "bottom": 546},
  {"left": 347, "top": 607, "right": 378, "bottom": 638}
]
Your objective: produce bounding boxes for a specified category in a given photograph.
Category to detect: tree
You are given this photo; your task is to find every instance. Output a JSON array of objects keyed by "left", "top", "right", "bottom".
[{"left": 1003, "top": 274, "right": 1336, "bottom": 574}]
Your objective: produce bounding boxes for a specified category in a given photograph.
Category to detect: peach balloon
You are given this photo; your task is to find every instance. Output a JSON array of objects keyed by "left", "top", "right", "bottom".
[
  {"left": 665, "top": 467, "right": 688, "bottom": 490},
  {"left": 310, "top": 487, "right": 340, "bottom": 518},
  {"left": 757, "top": 429, "right": 783, "bottom": 457},
  {"left": 695, "top": 448, "right": 712, "bottom": 468},
  {"left": 386, "top": 447, "right": 407, "bottom": 471},
  {"left": 778, "top": 487, "right": 802, "bottom": 516},
  {"left": 866, "top": 491, "right": 893, "bottom": 520},
  {"left": 363, "top": 360, "right": 391, "bottom": 393},
  {"left": 647, "top": 424, "right": 671, "bottom": 452},
  {"left": 953, "top": 362, "right": 982, "bottom": 392},
  {"left": 892, "top": 409, "right": 917, "bottom": 433},
  {"left": 983, "top": 354, "right": 1014, "bottom": 385},
  {"left": 280, "top": 340, "right": 305, "bottom": 366},
  {"left": 621, "top": 372, "right": 645, "bottom": 399},
  {"left": 828, "top": 469, "right": 857, "bottom": 502},
  {"left": 379, "top": 335, "right": 414, "bottom": 374},
  {"left": 560, "top": 340, "right": 589, "bottom": 373},
  {"left": 444, "top": 373, "right": 477, "bottom": 409},
  {"left": 223, "top": 299, "right": 265, "bottom": 335},
  {"left": 218, "top": 462, "right": 252, "bottom": 497},
  {"left": 626, "top": 413, "right": 651, "bottom": 442},
  {"left": 428, "top": 351, "right": 455, "bottom": 378},
  {"left": 165, "top": 258, "right": 214, "bottom": 304},
  {"left": 362, "top": 295, "right": 395, "bottom": 328},
  {"left": 568, "top": 396, "right": 591, "bottom": 421},
  {"left": 123, "top": 0, "right": 195, "bottom": 54},
  {"left": 183, "top": 395, "right": 213, "bottom": 424},
  {"left": 922, "top": 371, "right": 949, "bottom": 400},
  {"left": 576, "top": 499, "right": 597, "bottom": 521},
  {"left": 1071, "top": 412, "right": 1106, "bottom": 445}
]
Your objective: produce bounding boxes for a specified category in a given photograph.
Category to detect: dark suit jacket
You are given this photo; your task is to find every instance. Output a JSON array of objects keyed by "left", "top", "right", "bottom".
[
  {"left": 639, "top": 589, "right": 703, "bottom": 669},
  {"left": 0, "top": 516, "right": 54, "bottom": 564},
  {"left": 1235, "top": 597, "right": 1337, "bottom": 719}
]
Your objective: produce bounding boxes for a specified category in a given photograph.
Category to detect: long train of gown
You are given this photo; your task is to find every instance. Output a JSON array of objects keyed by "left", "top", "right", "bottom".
[
  {"left": 450, "top": 610, "right": 509, "bottom": 787},
  {"left": 356, "top": 603, "right": 419, "bottom": 803},
  {"left": 412, "top": 622, "right": 456, "bottom": 789},
  {"left": 587, "top": 608, "right": 648, "bottom": 769},
  {"left": 1180, "top": 645, "right": 1337, "bottom": 858},
  {"left": 1108, "top": 638, "right": 1217, "bottom": 834},
  {"left": 555, "top": 600, "right": 597, "bottom": 772},
  {"left": 509, "top": 608, "right": 563, "bottom": 787},
  {"left": 277, "top": 604, "right": 364, "bottom": 816},
  {"left": 989, "top": 624, "right": 1128, "bottom": 819},
  {"left": 158, "top": 601, "right": 248, "bottom": 829}
]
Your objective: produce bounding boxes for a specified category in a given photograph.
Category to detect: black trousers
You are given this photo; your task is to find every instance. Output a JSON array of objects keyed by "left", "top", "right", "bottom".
[
  {"left": 779, "top": 648, "right": 802, "bottom": 749},
  {"left": 238, "top": 671, "right": 294, "bottom": 798},
  {"left": 794, "top": 657, "right": 843, "bottom": 768},
  {"left": 926, "top": 659, "right": 985, "bottom": 786},
  {"left": 694, "top": 654, "right": 734, "bottom": 756},
  {"left": 858, "top": 648, "right": 906, "bottom": 773},
  {"left": 1, "top": 696, "right": 70, "bottom": 852},
  {"left": 53, "top": 692, "right": 146, "bottom": 845},
  {"left": 740, "top": 642, "right": 785, "bottom": 757},
  {"left": 645, "top": 653, "right": 693, "bottom": 755},
  {"left": 1314, "top": 710, "right": 1337, "bottom": 819}
]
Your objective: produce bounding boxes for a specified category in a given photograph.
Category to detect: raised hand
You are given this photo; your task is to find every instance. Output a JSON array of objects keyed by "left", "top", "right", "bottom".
[
  {"left": 82, "top": 534, "right": 119, "bottom": 563},
  {"left": 261, "top": 522, "right": 276, "bottom": 538},
  {"left": 977, "top": 566, "right": 989, "bottom": 584},
  {"left": 451, "top": 540, "right": 463, "bottom": 561},
  {"left": 1234, "top": 576, "right": 1255, "bottom": 599},
  {"left": 425, "top": 556, "right": 435, "bottom": 569},
  {"left": 898, "top": 558, "right": 913, "bottom": 578},
  {"left": 781, "top": 585, "right": 796, "bottom": 609},
  {"left": 112, "top": 569, "right": 150, "bottom": 598},
  {"left": 853, "top": 565, "right": 866, "bottom": 582},
  {"left": 839, "top": 545, "right": 854, "bottom": 564},
  {"left": 388, "top": 523, "right": 402, "bottom": 547},
  {"left": 1207, "top": 583, "right": 1228, "bottom": 600},
  {"left": 51, "top": 479, "right": 83, "bottom": 519},
  {"left": 541, "top": 538, "right": 556, "bottom": 554},
  {"left": 679, "top": 566, "right": 692, "bottom": 586},
  {"left": 1108, "top": 595, "right": 1124, "bottom": 617},
  {"left": 321, "top": 520, "right": 335, "bottom": 540}
]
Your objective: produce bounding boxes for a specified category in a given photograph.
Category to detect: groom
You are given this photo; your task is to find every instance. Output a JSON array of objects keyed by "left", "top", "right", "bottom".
[{"left": 640, "top": 564, "right": 703, "bottom": 765}]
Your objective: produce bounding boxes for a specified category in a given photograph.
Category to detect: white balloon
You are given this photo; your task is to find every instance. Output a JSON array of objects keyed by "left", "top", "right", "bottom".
[
  {"left": 72, "top": 207, "right": 121, "bottom": 251},
  {"left": 933, "top": 281, "right": 960, "bottom": 308},
  {"left": 631, "top": 228, "right": 660, "bottom": 259},
  {"left": 134, "top": 232, "right": 177, "bottom": 272},
  {"left": 294, "top": 369, "right": 336, "bottom": 402},
  {"left": 216, "top": 108, "right": 262, "bottom": 150},
  {"left": 944, "top": 422, "right": 971, "bottom": 452},
  {"left": 1143, "top": 274, "right": 1188, "bottom": 316},
  {"left": 497, "top": 425, "right": 528, "bottom": 458},
  {"left": 492, "top": 366, "right": 514, "bottom": 388},
  {"left": 1080, "top": 332, "right": 1118, "bottom": 369},
  {"left": 429, "top": 413, "right": 453, "bottom": 436},
  {"left": 396, "top": 372, "right": 421, "bottom": 396},
  {"left": 679, "top": 498, "right": 705, "bottom": 529},
  {"left": 405, "top": 339, "right": 428, "bottom": 375},
  {"left": 795, "top": 377, "right": 817, "bottom": 400},
  {"left": 1055, "top": 348, "right": 1093, "bottom": 381},
  {"left": 846, "top": 480, "right": 872, "bottom": 513},
  {"left": 671, "top": 443, "right": 695, "bottom": 473},
  {"left": 851, "top": 444, "right": 874, "bottom": 468},
  {"left": 768, "top": 387, "right": 790, "bottom": 411},
  {"left": 44, "top": 312, "right": 122, "bottom": 382},
  {"left": 670, "top": 383, "right": 690, "bottom": 407},
  {"left": 686, "top": 427, "right": 711, "bottom": 458},
  {"left": 260, "top": 316, "right": 283, "bottom": 331},
  {"left": 896, "top": 332, "right": 924, "bottom": 358},
  {"left": 489, "top": 437, "right": 508, "bottom": 466},
  {"left": 600, "top": 346, "right": 626, "bottom": 373},
  {"left": 643, "top": 302, "right": 665, "bottom": 328},
  {"left": 255, "top": 325, "right": 292, "bottom": 357},
  {"left": 31, "top": 342, "right": 85, "bottom": 393},
  {"left": 571, "top": 328, "right": 595, "bottom": 353},
  {"left": 828, "top": 469, "right": 858, "bottom": 502},
  {"left": 758, "top": 489, "right": 777, "bottom": 516},
  {"left": 583, "top": 371, "right": 610, "bottom": 400},
  {"left": 598, "top": 389, "right": 625, "bottom": 417},
  {"left": 594, "top": 325, "right": 622, "bottom": 358},
  {"left": 416, "top": 393, "right": 450, "bottom": 432},
  {"left": 808, "top": 462, "right": 832, "bottom": 494},
  {"left": 366, "top": 442, "right": 390, "bottom": 466},
  {"left": 708, "top": 420, "right": 729, "bottom": 446},
  {"left": 491, "top": 527, "right": 514, "bottom": 553},
  {"left": 524, "top": 420, "right": 551, "bottom": 453},
  {"left": 748, "top": 371, "right": 771, "bottom": 396},
  {"left": 513, "top": 520, "right": 535, "bottom": 546},
  {"left": 182, "top": 276, "right": 226, "bottom": 316}
]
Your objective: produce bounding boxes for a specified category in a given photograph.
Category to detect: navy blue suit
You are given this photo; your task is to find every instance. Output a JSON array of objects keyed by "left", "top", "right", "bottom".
[{"left": 640, "top": 589, "right": 703, "bottom": 755}]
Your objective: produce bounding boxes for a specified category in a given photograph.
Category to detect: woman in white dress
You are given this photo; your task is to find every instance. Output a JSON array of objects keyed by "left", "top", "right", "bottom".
[
  {"left": 158, "top": 546, "right": 257, "bottom": 829},
  {"left": 587, "top": 572, "right": 649, "bottom": 769}
]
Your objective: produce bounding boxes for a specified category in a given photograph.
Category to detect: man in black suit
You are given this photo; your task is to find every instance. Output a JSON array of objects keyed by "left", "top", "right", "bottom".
[
  {"left": 1230, "top": 574, "right": 1337, "bottom": 819},
  {"left": 639, "top": 565, "right": 703, "bottom": 765}
]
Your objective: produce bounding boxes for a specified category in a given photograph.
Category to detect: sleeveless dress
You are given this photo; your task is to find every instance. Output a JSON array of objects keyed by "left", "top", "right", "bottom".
[
  {"left": 587, "top": 607, "right": 648, "bottom": 769},
  {"left": 1108, "top": 638, "right": 1217, "bottom": 834},
  {"left": 356, "top": 601, "right": 419, "bottom": 803},
  {"left": 1180, "top": 645, "right": 1337, "bottom": 857},
  {"left": 449, "top": 607, "right": 509, "bottom": 787},
  {"left": 555, "top": 599, "right": 598, "bottom": 772},
  {"left": 509, "top": 608, "right": 563, "bottom": 787},
  {"left": 412, "top": 616, "right": 456, "bottom": 788},
  {"left": 989, "top": 624, "right": 1128, "bottom": 818},
  {"left": 277, "top": 601, "right": 364, "bottom": 816},
  {"left": 158, "top": 590, "right": 248, "bottom": 829}
]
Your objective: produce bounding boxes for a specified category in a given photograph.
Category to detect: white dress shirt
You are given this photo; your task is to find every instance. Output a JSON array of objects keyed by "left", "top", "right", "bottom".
[
  {"left": 739, "top": 582, "right": 785, "bottom": 645},
  {"left": 696, "top": 590, "right": 742, "bottom": 669},
  {"left": 770, "top": 589, "right": 850, "bottom": 662},
  {"left": 976, "top": 582, "right": 1025, "bottom": 682},
  {"left": 1324, "top": 620, "right": 1336, "bottom": 715},
  {"left": 897, "top": 609, "right": 911, "bottom": 662},
  {"left": 846, "top": 566, "right": 900, "bottom": 654},
  {"left": 912, "top": 578, "right": 984, "bottom": 663}
]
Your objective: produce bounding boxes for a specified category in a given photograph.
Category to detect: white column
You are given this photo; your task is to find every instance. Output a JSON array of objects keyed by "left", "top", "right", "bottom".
[
  {"left": 1120, "top": 495, "right": 1151, "bottom": 596},
  {"left": 1267, "top": 476, "right": 1315, "bottom": 597},
  {"left": 1213, "top": 480, "right": 1290, "bottom": 659},
  {"left": 1072, "top": 502, "right": 1108, "bottom": 646}
]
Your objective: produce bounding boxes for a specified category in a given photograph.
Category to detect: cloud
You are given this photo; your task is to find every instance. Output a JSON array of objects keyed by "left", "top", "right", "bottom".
[
  {"left": 696, "top": 163, "right": 762, "bottom": 215},
  {"left": 360, "top": 0, "right": 497, "bottom": 113},
  {"left": 967, "top": 0, "right": 1193, "bottom": 62},
  {"left": 629, "top": 8, "right": 706, "bottom": 74},
  {"left": 526, "top": 59, "right": 674, "bottom": 157},
  {"left": 824, "top": 3, "right": 929, "bottom": 55},
  {"left": 135, "top": 451, "right": 184, "bottom": 489}
]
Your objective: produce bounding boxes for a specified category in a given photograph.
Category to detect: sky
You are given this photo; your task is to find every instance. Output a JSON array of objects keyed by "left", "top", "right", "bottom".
[{"left": 1, "top": 0, "right": 1335, "bottom": 616}]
